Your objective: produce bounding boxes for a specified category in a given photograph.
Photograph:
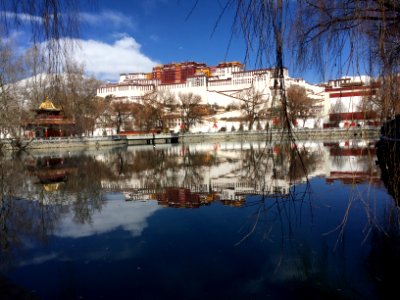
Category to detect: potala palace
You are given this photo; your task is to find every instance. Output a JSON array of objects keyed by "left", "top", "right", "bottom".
[{"left": 96, "top": 61, "right": 380, "bottom": 133}]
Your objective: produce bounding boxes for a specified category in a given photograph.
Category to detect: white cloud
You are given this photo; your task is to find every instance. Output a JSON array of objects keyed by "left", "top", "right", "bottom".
[
  {"left": 2, "top": 11, "right": 42, "bottom": 23},
  {"left": 79, "top": 11, "right": 136, "bottom": 29},
  {"left": 149, "top": 34, "right": 160, "bottom": 43},
  {"left": 55, "top": 199, "right": 160, "bottom": 238},
  {"left": 141, "top": 0, "right": 169, "bottom": 14},
  {"left": 18, "top": 252, "right": 60, "bottom": 267},
  {"left": 2, "top": 29, "right": 24, "bottom": 45},
  {"left": 2, "top": 10, "right": 135, "bottom": 31},
  {"left": 66, "top": 36, "right": 159, "bottom": 81}
]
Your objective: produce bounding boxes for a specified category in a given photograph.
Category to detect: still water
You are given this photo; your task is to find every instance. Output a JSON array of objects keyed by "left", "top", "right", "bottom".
[{"left": 0, "top": 140, "right": 399, "bottom": 299}]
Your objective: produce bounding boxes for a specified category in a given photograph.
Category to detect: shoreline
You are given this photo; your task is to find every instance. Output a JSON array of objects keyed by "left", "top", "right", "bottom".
[
  {"left": 180, "top": 127, "right": 379, "bottom": 143},
  {"left": 0, "top": 128, "right": 380, "bottom": 151}
]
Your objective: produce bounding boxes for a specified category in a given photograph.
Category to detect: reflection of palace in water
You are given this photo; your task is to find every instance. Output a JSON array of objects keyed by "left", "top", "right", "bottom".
[
  {"left": 154, "top": 188, "right": 212, "bottom": 208},
  {"left": 115, "top": 184, "right": 262, "bottom": 208},
  {"left": 323, "top": 141, "right": 381, "bottom": 184},
  {"left": 13, "top": 140, "right": 382, "bottom": 208},
  {"left": 101, "top": 140, "right": 382, "bottom": 208}
]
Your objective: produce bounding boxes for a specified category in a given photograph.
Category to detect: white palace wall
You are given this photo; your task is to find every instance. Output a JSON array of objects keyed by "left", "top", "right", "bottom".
[
  {"left": 97, "top": 69, "right": 283, "bottom": 108},
  {"left": 96, "top": 66, "right": 327, "bottom": 132}
]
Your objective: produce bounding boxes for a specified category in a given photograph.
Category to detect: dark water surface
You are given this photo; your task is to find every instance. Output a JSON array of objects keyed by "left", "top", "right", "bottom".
[{"left": 0, "top": 140, "right": 399, "bottom": 299}]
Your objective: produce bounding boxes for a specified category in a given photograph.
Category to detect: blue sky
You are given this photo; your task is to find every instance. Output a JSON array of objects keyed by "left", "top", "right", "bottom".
[
  {"left": 69, "top": 0, "right": 249, "bottom": 82},
  {"left": 6, "top": 0, "right": 348, "bottom": 84}
]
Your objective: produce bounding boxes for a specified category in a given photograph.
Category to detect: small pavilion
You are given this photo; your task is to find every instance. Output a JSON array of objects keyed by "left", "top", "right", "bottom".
[{"left": 24, "top": 97, "right": 75, "bottom": 138}]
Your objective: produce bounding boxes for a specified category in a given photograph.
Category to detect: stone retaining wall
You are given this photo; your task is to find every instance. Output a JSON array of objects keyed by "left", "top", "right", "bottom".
[
  {"left": 0, "top": 136, "right": 127, "bottom": 151},
  {"left": 0, "top": 128, "right": 381, "bottom": 151},
  {"left": 179, "top": 128, "right": 380, "bottom": 143}
]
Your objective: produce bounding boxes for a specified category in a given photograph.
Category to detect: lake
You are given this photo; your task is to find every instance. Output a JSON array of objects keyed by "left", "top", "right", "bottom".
[{"left": 0, "top": 139, "right": 399, "bottom": 300}]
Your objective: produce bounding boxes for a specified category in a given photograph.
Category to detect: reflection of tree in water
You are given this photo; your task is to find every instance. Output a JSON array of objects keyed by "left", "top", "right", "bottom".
[
  {"left": 235, "top": 138, "right": 400, "bottom": 299},
  {"left": 368, "top": 217, "right": 400, "bottom": 299},
  {"left": 238, "top": 143, "right": 273, "bottom": 190},
  {"left": 373, "top": 121, "right": 400, "bottom": 285},
  {"left": 24, "top": 154, "right": 112, "bottom": 225},
  {"left": 238, "top": 142, "right": 320, "bottom": 189},
  {"left": 0, "top": 153, "right": 58, "bottom": 271},
  {"left": 373, "top": 143, "right": 400, "bottom": 298},
  {"left": 331, "top": 154, "right": 347, "bottom": 169},
  {"left": 108, "top": 147, "right": 220, "bottom": 189},
  {"left": 288, "top": 146, "right": 320, "bottom": 182},
  {"left": 327, "top": 143, "right": 349, "bottom": 169},
  {"left": 110, "top": 148, "right": 181, "bottom": 188},
  {"left": 62, "top": 155, "right": 110, "bottom": 224},
  {"left": 235, "top": 142, "right": 332, "bottom": 291},
  {"left": 320, "top": 141, "right": 400, "bottom": 259},
  {"left": 377, "top": 141, "right": 400, "bottom": 206},
  {"left": 354, "top": 148, "right": 380, "bottom": 185},
  {"left": 235, "top": 141, "right": 316, "bottom": 246},
  {"left": 0, "top": 151, "right": 121, "bottom": 271},
  {"left": 180, "top": 147, "right": 217, "bottom": 188}
]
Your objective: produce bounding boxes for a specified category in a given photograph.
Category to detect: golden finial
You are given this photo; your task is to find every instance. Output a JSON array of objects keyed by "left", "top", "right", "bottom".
[{"left": 39, "top": 96, "right": 58, "bottom": 110}]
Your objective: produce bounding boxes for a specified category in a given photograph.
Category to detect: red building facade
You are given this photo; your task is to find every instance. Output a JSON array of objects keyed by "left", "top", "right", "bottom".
[
  {"left": 152, "top": 61, "right": 208, "bottom": 84},
  {"left": 323, "top": 78, "right": 381, "bottom": 128}
]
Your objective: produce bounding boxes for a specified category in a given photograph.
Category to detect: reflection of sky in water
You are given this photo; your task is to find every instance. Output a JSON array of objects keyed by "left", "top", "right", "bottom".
[
  {"left": 2, "top": 142, "right": 399, "bottom": 300},
  {"left": 55, "top": 194, "right": 160, "bottom": 238},
  {"left": 7, "top": 178, "right": 397, "bottom": 300}
]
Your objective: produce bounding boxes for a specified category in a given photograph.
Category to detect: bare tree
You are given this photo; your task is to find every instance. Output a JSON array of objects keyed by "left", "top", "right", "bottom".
[
  {"left": 103, "top": 99, "right": 136, "bottom": 134},
  {"left": 293, "top": 1, "right": 400, "bottom": 122},
  {"left": 57, "top": 61, "right": 103, "bottom": 135},
  {"left": 0, "top": 1, "right": 88, "bottom": 139},
  {"left": 0, "top": 38, "right": 23, "bottom": 138},
  {"left": 294, "top": 0, "right": 400, "bottom": 75},
  {"left": 374, "top": 75, "right": 400, "bottom": 120},
  {"left": 178, "top": 92, "right": 205, "bottom": 133},
  {"left": 141, "top": 90, "right": 177, "bottom": 131},
  {"left": 329, "top": 100, "right": 347, "bottom": 127},
  {"left": 230, "top": 1, "right": 294, "bottom": 134},
  {"left": 19, "top": 58, "right": 104, "bottom": 136},
  {"left": 0, "top": 0, "right": 82, "bottom": 81},
  {"left": 287, "top": 85, "right": 315, "bottom": 127},
  {"left": 20, "top": 46, "right": 50, "bottom": 110},
  {"left": 227, "top": 1, "right": 400, "bottom": 122},
  {"left": 132, "top": 101, "right": 156, "bottom": 131},
  {"left": 237, "top": 86, "right": 266, "bottom": 131}
]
